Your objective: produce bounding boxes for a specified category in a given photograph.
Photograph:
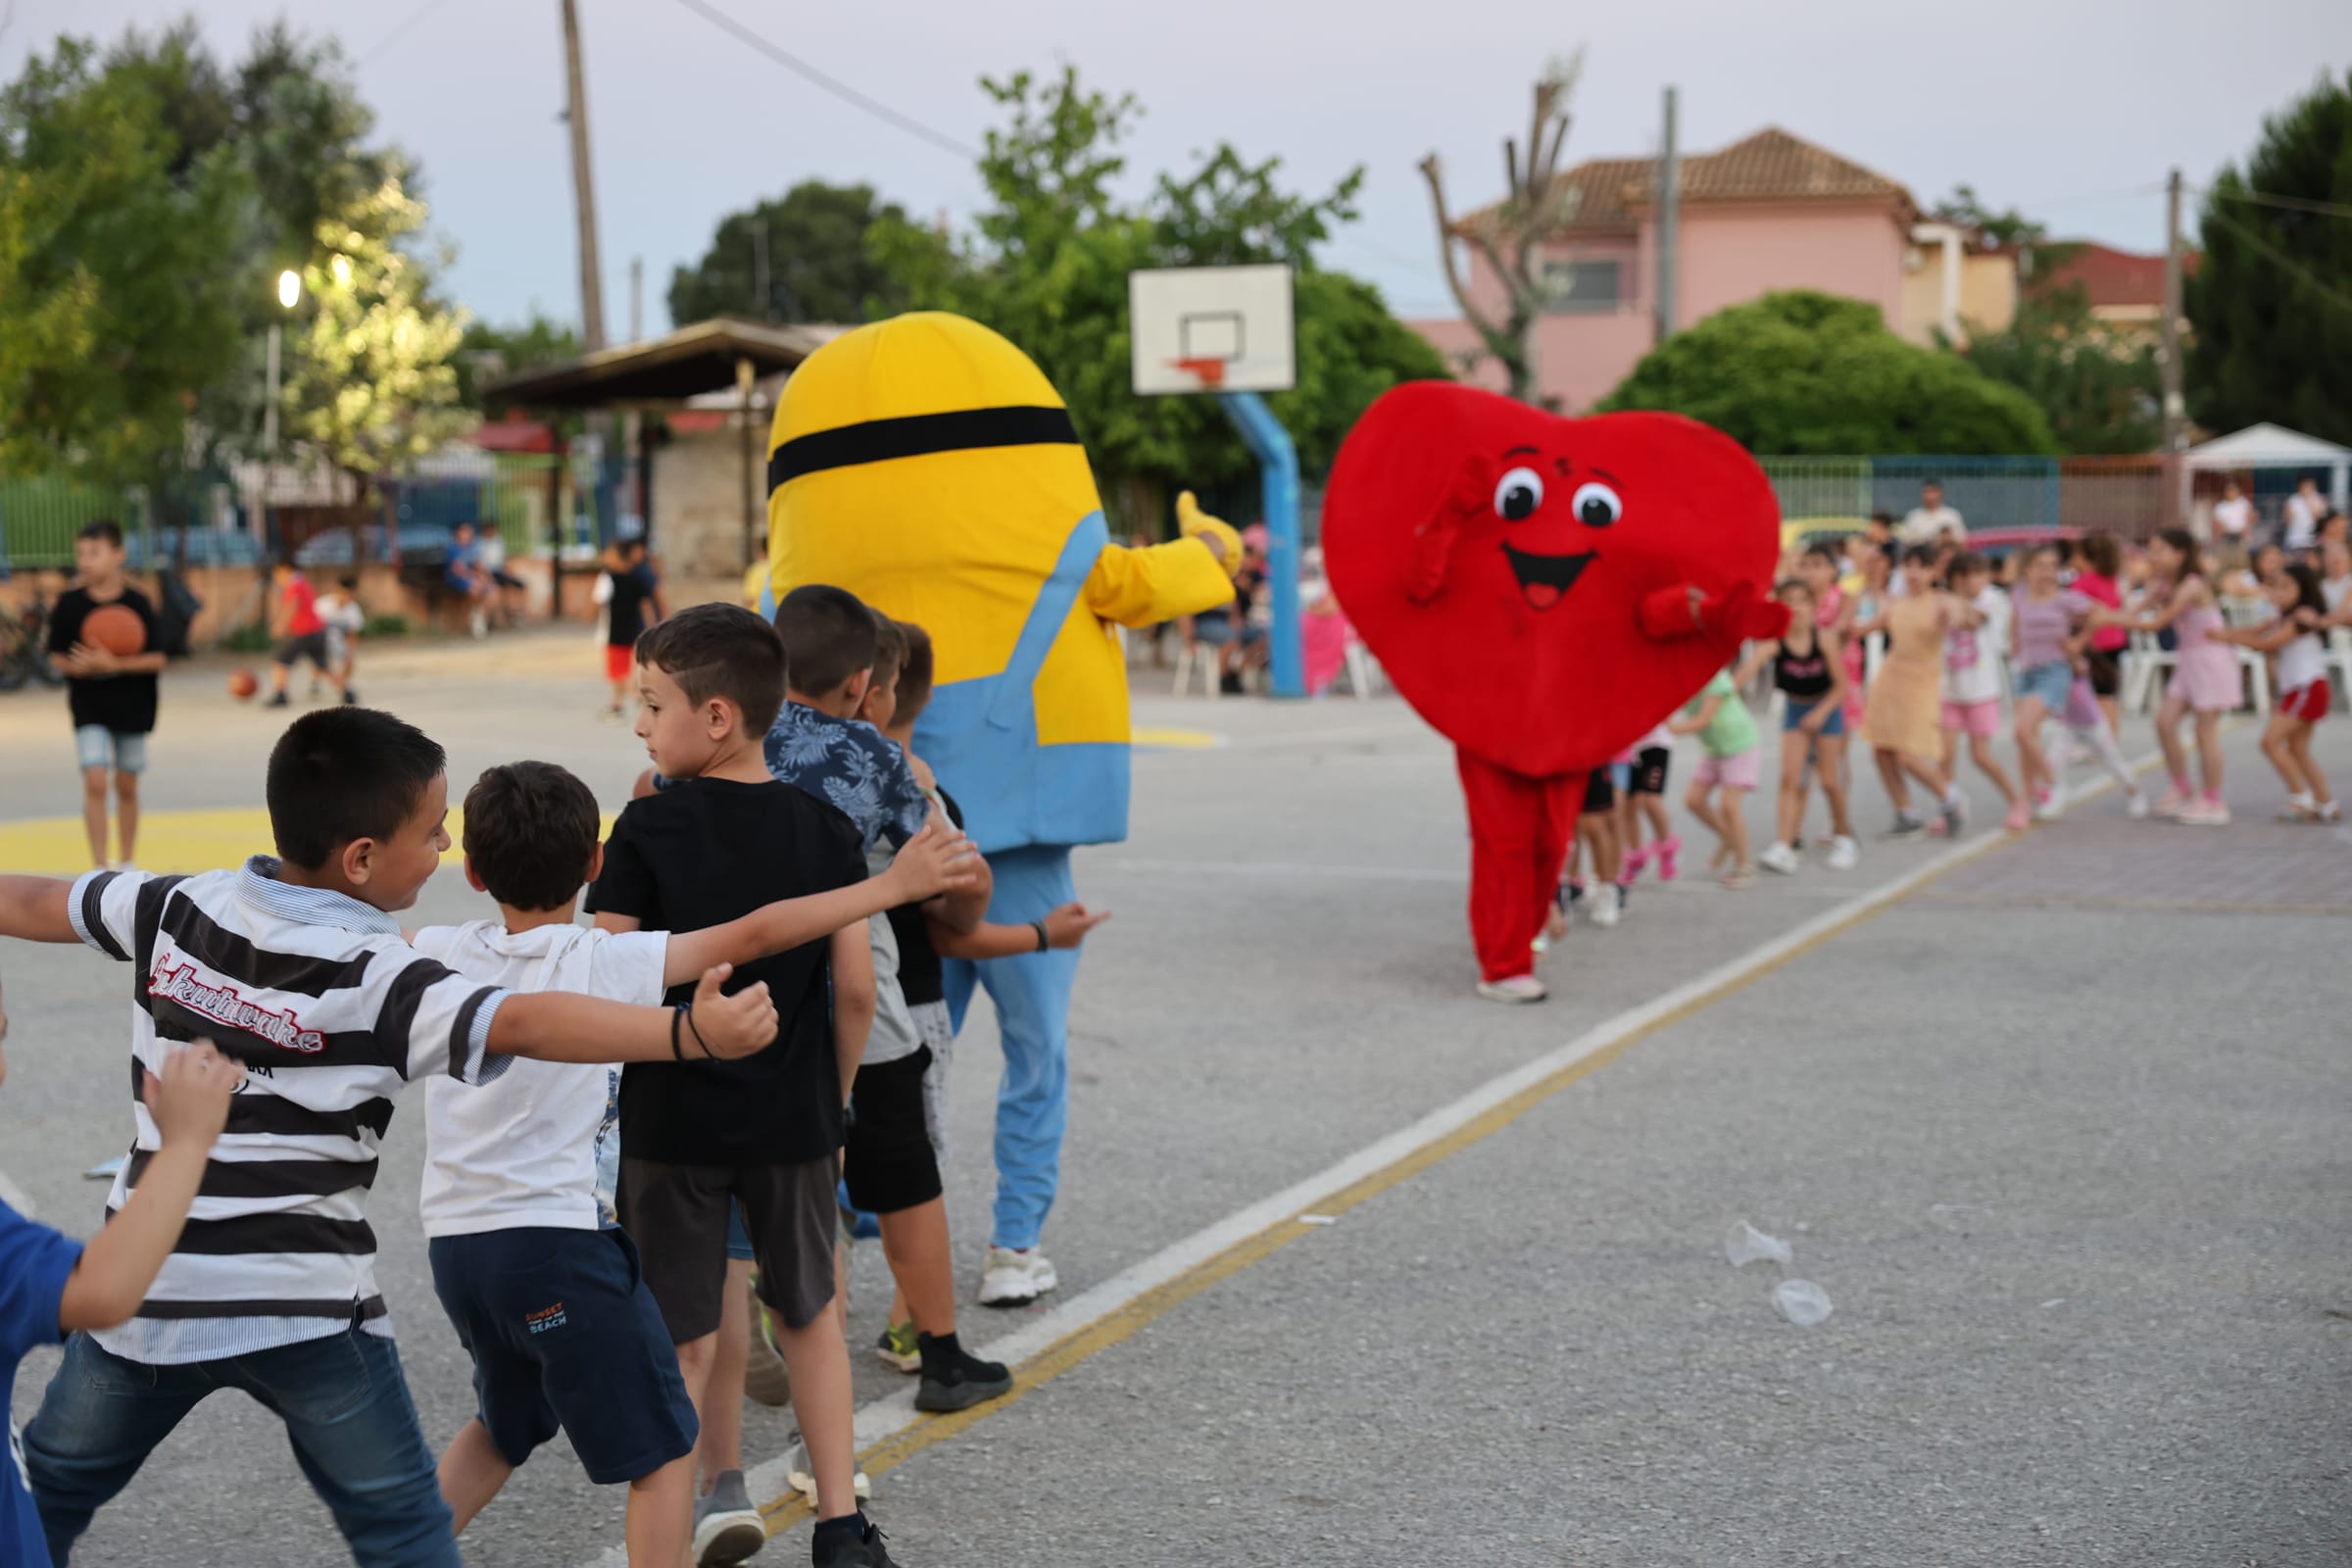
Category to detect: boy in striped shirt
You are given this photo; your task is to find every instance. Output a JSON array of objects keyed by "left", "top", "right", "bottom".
[{"left": 0, "top": 708, "right": 780, "bottom": 1568}]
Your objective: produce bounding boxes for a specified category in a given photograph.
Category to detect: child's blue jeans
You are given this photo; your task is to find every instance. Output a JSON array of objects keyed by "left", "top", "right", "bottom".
[{"left": 24, "top": 1326, "right": 458, "bottom": 1567}]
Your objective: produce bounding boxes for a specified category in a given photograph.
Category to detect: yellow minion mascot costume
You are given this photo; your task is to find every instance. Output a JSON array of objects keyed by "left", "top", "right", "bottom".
[{"left": 768, "top": 312, "right": 1239, "bottom": 1300}]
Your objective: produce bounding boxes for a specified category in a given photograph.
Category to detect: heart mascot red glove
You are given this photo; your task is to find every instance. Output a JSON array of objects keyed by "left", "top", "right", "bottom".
[{"left": 1322, "top": 382, "right": 1788, "bottom": 994}]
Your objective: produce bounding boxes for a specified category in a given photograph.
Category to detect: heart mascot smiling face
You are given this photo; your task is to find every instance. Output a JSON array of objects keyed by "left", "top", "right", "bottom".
[{"left": 1324, "top": 382, "right": 1785, "bottom": 778}]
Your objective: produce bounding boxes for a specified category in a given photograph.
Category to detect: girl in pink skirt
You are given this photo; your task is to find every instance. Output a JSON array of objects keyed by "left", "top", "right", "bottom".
[{"left": 2104, "top": 529, "right": 2235, "bottom": 824}]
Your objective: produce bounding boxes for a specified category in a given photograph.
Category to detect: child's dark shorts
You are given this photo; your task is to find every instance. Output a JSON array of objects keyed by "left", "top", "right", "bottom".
[
  {"left": 618, "top": 1153, "right": 839, "bottom": 1343},
  {"left": 843, "top": 1044, "right": 943, "bottom": 1217},
  {"left": 1581, "top": 768, "right": 1618, "bottom": 814},
  {"left": 427, "top": 1226, "right": 696, "bottom": 1485},
  {"left": 1628, "top": 746, "right": 1672, "bottom": 797}
]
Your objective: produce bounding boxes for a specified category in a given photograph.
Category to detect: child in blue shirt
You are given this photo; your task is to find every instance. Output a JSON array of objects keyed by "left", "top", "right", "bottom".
[{"left": 0, "top": 974, "right": 239, "bottom": 1568}]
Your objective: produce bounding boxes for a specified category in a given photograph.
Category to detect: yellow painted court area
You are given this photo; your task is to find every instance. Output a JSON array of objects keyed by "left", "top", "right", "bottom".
[
  {"left": 0, "top": 808, "right": 620, "bottom": 876},
  {"left": 1129, "top": 726, "right": 1223, "bottom": 751}
]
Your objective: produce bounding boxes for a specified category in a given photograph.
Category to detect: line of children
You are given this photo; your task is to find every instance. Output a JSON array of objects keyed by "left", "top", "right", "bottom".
[{"left": 0, "top": 706, "right": 787, "bottom": 1568}]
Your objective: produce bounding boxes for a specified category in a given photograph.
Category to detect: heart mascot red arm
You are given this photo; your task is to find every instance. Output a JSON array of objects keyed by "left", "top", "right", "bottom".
[{"left": 1321, "top": 381, "right": 1788, "bottom": 996}]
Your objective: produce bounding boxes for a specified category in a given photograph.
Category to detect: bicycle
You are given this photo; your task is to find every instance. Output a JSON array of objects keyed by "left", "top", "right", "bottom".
[{"left": 0, "top": 591, "right": 65, "bottom": 692}]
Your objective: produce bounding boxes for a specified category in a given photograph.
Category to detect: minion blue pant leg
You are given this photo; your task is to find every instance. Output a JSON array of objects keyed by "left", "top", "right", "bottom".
[{"left": 942, "top": 844, "right": 1080, "bottom": 1252}]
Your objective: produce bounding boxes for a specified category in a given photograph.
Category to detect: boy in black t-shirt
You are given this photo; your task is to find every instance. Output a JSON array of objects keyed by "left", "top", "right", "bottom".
[
  {"left": 595, "top": 537, "right": 665, "bottom": 719},
  {"left": 585, "top": 603, "right": 897, "bottom": 1568},
  {"left": 46, "top": 520, "right": 165, "bottom": 869}
]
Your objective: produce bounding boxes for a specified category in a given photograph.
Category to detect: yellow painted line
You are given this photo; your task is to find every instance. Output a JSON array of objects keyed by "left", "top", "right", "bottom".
[
  {"left": 0, "top": 808, "right": 618, "bottom": 876},
  {"left": 747, "top": 810, "right": 2022, "bottom": 1540},
  {"left": 1130, "top": 725, "right": 1225, "bottom": 751}
]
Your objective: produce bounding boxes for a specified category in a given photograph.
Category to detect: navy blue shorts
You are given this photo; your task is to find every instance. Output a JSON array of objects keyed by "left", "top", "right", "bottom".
[{"left": 427, "top": 1226, "right": 697, "bottom": 1485}]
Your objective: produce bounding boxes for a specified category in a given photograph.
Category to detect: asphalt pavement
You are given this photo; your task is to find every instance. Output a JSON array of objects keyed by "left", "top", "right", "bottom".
[{"left": 1, "top": 632, "right": 2345, "bottom": 1567}]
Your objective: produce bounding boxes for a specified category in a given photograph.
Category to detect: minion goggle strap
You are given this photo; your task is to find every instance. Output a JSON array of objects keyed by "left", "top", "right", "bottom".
[{"left": 768, "top": 405, "right": 1080, "bottom": 493}]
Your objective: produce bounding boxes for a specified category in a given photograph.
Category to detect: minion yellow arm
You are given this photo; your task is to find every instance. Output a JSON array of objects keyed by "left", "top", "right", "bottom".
[{"left": 1081, "top": 490, "right": 1243, "bottom": 628}]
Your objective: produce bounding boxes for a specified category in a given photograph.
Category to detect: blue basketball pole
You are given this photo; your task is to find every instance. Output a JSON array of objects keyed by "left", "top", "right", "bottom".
[{"left": 1216, "top": 389, "right": 1302, "bottom": 699}]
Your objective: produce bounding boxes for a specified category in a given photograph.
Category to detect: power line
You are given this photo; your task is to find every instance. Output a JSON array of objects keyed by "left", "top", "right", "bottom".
[
  {"left": 2194, "top": 183, "right": 2352, "bottom": 221},
  {"left": 358, "top": 0, "right": 455, "bottom": 66},
  {"left": 667, "top": 0, "right": 977, "bottom": 161},
  {"left": 2204, "top": 208, "right": 2352, "bottom": 318}
]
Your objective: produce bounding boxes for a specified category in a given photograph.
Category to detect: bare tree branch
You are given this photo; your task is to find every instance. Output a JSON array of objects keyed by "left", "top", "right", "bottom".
[{"left": 1418, "top": 153, "right": 1499, "bottom": 339}]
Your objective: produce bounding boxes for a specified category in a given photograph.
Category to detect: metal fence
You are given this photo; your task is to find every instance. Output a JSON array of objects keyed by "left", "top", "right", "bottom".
[{"left": 1759, "top": 455, "right": 2170, "bottom": 538}]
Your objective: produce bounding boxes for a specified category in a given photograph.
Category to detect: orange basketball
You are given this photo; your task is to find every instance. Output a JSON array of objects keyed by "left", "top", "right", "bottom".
[
  {"left": 227, "top": 668, "right": 260, "bottom": 701},
  {"left": 82, "top": 603, "right": 145, "bottom": 657}
]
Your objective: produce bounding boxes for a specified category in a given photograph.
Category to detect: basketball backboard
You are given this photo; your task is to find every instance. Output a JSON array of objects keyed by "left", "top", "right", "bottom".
[{"left": 1129, "top": 265, "right": 1296, "bottom": 396}]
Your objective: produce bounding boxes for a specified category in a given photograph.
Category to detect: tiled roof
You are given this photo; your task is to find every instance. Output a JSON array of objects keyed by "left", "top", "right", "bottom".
[
  {"left": 1460, "top": 126, "right": 1912, "bottom": 236},
  {"left": 2031, "top": 242, "right": 2200, "bottom": 309}
]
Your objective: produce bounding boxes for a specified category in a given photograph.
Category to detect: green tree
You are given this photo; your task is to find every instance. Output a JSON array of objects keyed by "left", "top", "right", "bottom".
[
  {"left": 669, "top": 180, "right": 916, "bottom": 326},
  {"left": 0, "top": 34, "right": 251, "bottom": 481},
  {"left": 1929, "top": 184, "right": 2049, "bottom": 251},
  {"left": 2185, "top": 70, "right": 2352, "bottom": 445},
  {"left": 282, "top": 176, "right": 470, "bottom": 482},
  {"left": 1958, "top": 284, "right": 2162, "bottom": 455},
  {"left": 456, "top": 313, "right": 583, "bottom": 407},
  {"left": 1599, "top": 291, "right": 2057, "bottom": 455},
  {"left": 868, "top": 67, "right": 1445, "bottom": 523}
]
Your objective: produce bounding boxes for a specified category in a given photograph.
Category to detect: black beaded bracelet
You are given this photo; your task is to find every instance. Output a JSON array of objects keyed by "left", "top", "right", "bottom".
[
  {"left": 669, "top": 1004, "right": 686, "bottom": 1062},
  {"left": 684, "top": 1003, "right": 715, "bottom": 1060}
]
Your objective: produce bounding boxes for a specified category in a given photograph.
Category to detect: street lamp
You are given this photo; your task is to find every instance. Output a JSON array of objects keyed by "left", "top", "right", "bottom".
[{"left": 264, "top": 270, "right": 301, "bottom": 455}]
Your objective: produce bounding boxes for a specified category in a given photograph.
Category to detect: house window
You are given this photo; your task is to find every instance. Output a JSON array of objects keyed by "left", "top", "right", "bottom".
[{"left": 1544, "top": 259, "right": 1622, "bottom": 314}]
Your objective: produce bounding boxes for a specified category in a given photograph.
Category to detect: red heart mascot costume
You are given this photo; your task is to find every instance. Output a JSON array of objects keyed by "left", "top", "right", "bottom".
[{"left": 1322, "top": 382, "right": 1788, "bottom": 1000}]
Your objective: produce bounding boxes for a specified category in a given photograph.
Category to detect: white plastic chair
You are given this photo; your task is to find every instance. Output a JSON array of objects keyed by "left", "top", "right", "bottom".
[
  {"left": 2329, "top": 627, "right": 2352, "bottom": 710},
  {"left": 2235, "top": 647, "right": 2271, "bottom": 715},
  {"left": 1339, "top": 638, "right": 1383, "bottom": 700},
  {"left": 1172, "top": 640, "right": 1219, "bottom": 699},
  {"left": 2122, "top": 629, "right": 2176, "bottom": 714}
]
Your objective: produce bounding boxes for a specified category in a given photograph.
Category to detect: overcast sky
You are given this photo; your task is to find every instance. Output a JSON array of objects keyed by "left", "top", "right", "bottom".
[{"left": 10, "top": 0, "right": 2349, "bottom": 335}]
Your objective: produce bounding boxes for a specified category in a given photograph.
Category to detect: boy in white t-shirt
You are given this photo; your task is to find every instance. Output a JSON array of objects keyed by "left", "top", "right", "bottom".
[
  {"left": 1936, "top": 552, "right": 2024, "bottom": 830},
  {"left": 313, "top": 576, "right": 366, "bottom": 705},
  {"left": 410, "top": 760, "right": 971, "bottom": 1567}
]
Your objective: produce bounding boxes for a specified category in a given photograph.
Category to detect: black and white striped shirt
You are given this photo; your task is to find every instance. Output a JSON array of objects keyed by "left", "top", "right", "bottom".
[{"left": 68, "top": 858, "right": 510, "bottom": 1365}]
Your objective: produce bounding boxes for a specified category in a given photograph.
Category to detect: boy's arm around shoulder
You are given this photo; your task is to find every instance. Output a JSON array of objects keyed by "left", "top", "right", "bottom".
[
  {"left": 489, "top": 963, "right": 776, "bottom": 1063},
  {"left": 658, "top": 824, "right": 978, "bottom": 987}
]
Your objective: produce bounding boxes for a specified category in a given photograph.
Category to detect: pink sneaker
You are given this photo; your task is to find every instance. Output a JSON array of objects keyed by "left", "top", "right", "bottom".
[
  {"left": 1621, "top": 844, "right": 1651, "bottom": 885},
  {"left": 2004, "top": 800, "right": 2032, "bottom": 832},
  {"left": 1653, "top": 835, "right": 1682, "bottom": 882}
]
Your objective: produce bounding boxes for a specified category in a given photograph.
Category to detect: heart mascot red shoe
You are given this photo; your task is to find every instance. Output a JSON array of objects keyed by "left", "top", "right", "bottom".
[{"left": 1321, "top": 382, "right": 1788, "bottom": 999}]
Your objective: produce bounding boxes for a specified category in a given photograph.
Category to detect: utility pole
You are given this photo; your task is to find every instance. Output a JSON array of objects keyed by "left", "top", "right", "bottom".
[
  {"left": 2160, "top": 167, "right": 2184, "bottom": 532},
  {"left": 1654, "top": 85, "right": 1680, "bottom": 345},
  {"left": 628, "top": 256, "right": 643, "bottom": 344},
  {"left": 559, "top": 0, "right": 606, "bottom": 350},
  {"left": 752, "top": 220, "right": 771, "bottom": 322}
]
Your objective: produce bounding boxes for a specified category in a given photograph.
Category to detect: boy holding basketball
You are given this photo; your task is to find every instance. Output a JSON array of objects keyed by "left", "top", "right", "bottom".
[{"left": 47, "top": 520, "right": 165, "bottom": 869}]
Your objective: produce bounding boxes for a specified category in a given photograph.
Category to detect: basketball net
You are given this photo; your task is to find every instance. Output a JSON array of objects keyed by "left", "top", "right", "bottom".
[{"left": 1171, "top": 357, "right": 1228, "bottom": 391}]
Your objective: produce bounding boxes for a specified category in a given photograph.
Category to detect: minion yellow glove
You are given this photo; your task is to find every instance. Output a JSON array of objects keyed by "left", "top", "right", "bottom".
[{"left": 1175, "top": 491, "right": 1245, "bottom": 580}]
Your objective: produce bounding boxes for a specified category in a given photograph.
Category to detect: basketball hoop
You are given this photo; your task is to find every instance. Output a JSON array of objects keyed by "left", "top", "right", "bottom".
[{"left": 1171, "top": 356, "right": 1228, "bottom": 391}]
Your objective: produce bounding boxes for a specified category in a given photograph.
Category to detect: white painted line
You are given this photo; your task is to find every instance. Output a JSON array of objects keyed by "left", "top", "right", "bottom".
[
  {"left": 582, "top": 746, "right": 2162, "bottom": 1566},
  {"left": 1101, "top": 857, "right": 1462, "bottom": 885}
]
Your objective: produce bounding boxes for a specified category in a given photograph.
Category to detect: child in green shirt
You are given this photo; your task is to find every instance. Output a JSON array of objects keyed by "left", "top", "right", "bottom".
[{"left": 1671, "top": 668, "right": 1763, "bottom": 887}]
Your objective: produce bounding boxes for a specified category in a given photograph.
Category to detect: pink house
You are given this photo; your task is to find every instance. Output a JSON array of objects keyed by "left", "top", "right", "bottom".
[{"left": 1410, "top": 127, "right": 1922, "bottom": 413}]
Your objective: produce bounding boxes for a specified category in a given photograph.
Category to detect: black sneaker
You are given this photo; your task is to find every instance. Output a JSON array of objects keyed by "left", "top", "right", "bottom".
[
  {"left": 340, "top": 688, "right": 359, "bottom": 705},
  {"left": 264, "top": 692, "right": 290, "bottom": 709},
  {"left": 811, "top": 1515, "right": 896, "bottom": 1568},
  {"left": 1939, "top": 796, "right": 1966, "bottom": 839},
  {"left": 1882, "top": 812, "right": 1924, "bottom": 839},
  {"left": 913, "top": 1333, "right": 1012, "bottom": 1413}
]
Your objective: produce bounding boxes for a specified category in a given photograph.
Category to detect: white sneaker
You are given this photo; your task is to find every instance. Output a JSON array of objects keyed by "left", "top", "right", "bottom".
[
  {"left": 2034, "top": 786, "right": 2066, "bottom": 821},
  {"left": 2178, "top": 799, "right": 2231, "bottom": 826},
  {"left": 1475, "top": 974, "right": 1548, "bottom": 1004},
  {"left": 1756, "top": 841, "right": 1798, "bottom": 875},
  {"left": 978, "top": 1245, "right": 1059, "bottom": 1307},
  {"left": 691, "top": 1469, "right": 767, "bottom": 1566},
  {"left": 784, "top": 1442, "right": 871, "bottom": 1508},
  {"left": 2125, "top": 789, "right": 2150, "bottom": 820},
  {"left": 1825, "top": 835, "right": 1859, "bottom": 871},
  {"left": 1588, "top": 882, "right": 1622, "bottom": 926}
]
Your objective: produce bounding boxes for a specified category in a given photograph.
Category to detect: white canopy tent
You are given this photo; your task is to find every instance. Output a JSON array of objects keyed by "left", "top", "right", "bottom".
[{"left": 2187, "top": 422, "right": 2351, "bottom": 514}]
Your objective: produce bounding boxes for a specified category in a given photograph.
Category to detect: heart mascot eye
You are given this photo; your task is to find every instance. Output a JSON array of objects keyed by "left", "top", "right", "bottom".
[
  {"left": 1493, "top": 466, "right": 1544, "bottom": 520},
  {"left": 1571, "top": 482, "right": 1622, "bottom": 528}
]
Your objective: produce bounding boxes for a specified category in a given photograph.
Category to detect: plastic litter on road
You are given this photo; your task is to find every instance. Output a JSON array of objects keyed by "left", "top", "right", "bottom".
[{"left": 1725, "top": 1220, "right": 1793, "bottom": 1267}]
